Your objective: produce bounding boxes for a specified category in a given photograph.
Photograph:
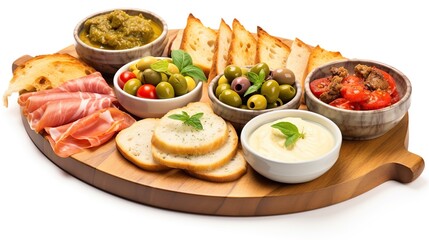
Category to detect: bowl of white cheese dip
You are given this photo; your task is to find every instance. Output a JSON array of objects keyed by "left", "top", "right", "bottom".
[{"left": 240, "top": 109, "right": 342, "bottom": 183}]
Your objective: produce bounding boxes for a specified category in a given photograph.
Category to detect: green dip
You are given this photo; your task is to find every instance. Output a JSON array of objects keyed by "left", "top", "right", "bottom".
[{"left": 79, "top": 10, "right": 162, "bottom": 50}]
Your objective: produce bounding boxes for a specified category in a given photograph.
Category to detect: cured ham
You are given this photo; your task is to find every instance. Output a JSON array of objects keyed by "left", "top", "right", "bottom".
[
  {"left": 21, "top": 92, "right": 117, "bottom": 116},
  {"left": 28, "top": 97, "right": 116, "bottom": 133},
  {"left": 45, "top": 108, "right": 135, "bottom": 158},
  {"left": 18, "top": 72, "right": 114, "bottom": 105},
  {"left": 19, "top": 71, "right": 136, "bottom": 158}
]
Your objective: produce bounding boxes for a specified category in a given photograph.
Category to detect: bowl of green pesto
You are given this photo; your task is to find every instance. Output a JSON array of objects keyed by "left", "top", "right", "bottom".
[{"left": 74, "top": 9, "right": 168, "bottom": 75}]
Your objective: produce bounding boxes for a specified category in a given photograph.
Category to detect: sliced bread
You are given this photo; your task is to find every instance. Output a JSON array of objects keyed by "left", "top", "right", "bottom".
[
  {"left": 256, "top": 26, "right": 291, "bottom": 70},
  {"left": 208, "top": 18, "right": 232, "bottom": 81},
  {"left": 151, "top": 102, "right": 229, "bottom": 155},
  {"left": 116, "top": 118, "right": 170, "bottom": 171},
  {"left": 186, "top": 150, "right": 247, "bottom": 182},
  {"left": 180, "top": 13, "right": 217, "bottom": 76},
  {"left": 226, "top": 18, "right": 257, "bottom": 67},
  {"left": 152, "top": 122, "right": 238, "bottom": 171},
  {"left": 306, "top": 45, "right": 346, "bottom": 74}
]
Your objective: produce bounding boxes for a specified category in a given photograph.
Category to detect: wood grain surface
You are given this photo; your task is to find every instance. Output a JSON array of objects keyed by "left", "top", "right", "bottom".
[{"left": 15, "top": 30, "right": 425, "bottom": 216}]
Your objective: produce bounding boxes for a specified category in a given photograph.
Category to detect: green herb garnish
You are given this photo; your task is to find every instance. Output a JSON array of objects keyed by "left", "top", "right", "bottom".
[
  {"left": 243, "top": 70, "right": 266, "bottom": 97},
  {"left": 271, "top": 121, "right": 305, "bottom": 149},
  {"left": 171, "top": 49, "right": 207, "bottom": 82},
  {"left": 168, "top": 111, "right": 204, "bottom": 130}
]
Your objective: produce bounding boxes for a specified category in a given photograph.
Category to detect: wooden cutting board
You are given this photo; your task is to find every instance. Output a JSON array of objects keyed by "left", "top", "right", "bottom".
[{"left": 14, "top": 30, "right": 425, "bottom": 216}]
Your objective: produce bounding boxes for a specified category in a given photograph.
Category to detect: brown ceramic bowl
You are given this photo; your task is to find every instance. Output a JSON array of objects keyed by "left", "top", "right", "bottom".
[
  {"left": 73, "top": 8, "right": 168, "bottom": 75},
  {"left": 304, "top": 59, "right": 412, "bottom": 140},
  {"left": 208, "top": 72, "right": 302, "bottom": 132}
]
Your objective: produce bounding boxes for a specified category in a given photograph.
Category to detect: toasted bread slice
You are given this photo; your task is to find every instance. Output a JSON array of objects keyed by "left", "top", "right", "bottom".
[
  {"left": 285, "top": 38, "right": 312, "bottom": 92},
  {"left": 3, "top": 53, "right": 95, "bottom": 107},
  {"left": 180, "top": 14, "right": 217, "bottom": 76},
  {"left": 186, "top": 150, "right": 247, "bottom": 182},
  {"left": 116, "top": 118, "right": 170, "bottom": 171},
  {"left": 208, "top": 19, "right": 232, "bottom": 81},
  {"left": 152, "top": 122, "right": 238, "bottom": 172},
  {"left": 306, "top": 45, "right": 347, "bottom": 74},
  {"left": 256, "top": 26, "right": 291, "bottom": 70},
  {"left": 226, "top": 18, "right": 257, "bottom": 67},
  {"left": 151, "top": 102, "right": 229, "bottom": 155}
]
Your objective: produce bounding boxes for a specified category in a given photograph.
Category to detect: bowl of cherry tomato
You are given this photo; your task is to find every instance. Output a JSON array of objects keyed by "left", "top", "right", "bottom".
[
  {"left": 304, "top": 59, "right": 412, "bottom": 140},
  {"left": 113, "top": 51, "right": 204, "bottom": 118},
  {"left": 208, "top": 62, "right": 302, "bottom": 132}
]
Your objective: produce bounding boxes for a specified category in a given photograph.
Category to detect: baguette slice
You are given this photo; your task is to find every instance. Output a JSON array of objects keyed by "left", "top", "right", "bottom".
[
  {"left": 180, "top": 14, "right": 217, "bottom": 76},
  {"left": 186, "top": 150, "right": 247, "bottom": 182},
  {"left": 152, "top": 122, "right": 238, "bottom": 172},
  {"left": 151, "top": 102, "right": 229, "bottom": 155},
  {"left": 3, "top": 53, "right": 95, "bottom": 107},
  {"left": 226, "top": 18, "right": 257, "bottom": 67},
  {"left": 285, "top": 38, "right": 312, "bottom": 89},
  {"left": 116, "top": 118, "right": 170, "bottom": 171},
  {"left": 306, "top": 45, "right": 346, "bottom": 74},
  {"left": 208, "top": 18, "right": 232, "bottom": 81},
  {"left": 256, "top": 26, "right": 291, "bottom": 70}
]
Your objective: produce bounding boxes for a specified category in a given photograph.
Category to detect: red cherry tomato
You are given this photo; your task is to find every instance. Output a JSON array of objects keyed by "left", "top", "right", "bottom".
[
  {"left": 310, "top": 77, "right": 331, "bottom": 98},
  {"left": 342, "top": 75, "right": 363, "bottom": 85},
  {"left": 340, "top": 83, "right": 370, "bottom": 102},
  {"left": 329, "top": 98, "right": 361, "bottom": 110},
  {"left": 360, "top": 89, "right": 392, "bottom": 110},
  {"left": 137, "top": 84, "right": 157, "bottom": 99},
  {"left": 119, "top": 71, "right": 137, "bottom": 89}
]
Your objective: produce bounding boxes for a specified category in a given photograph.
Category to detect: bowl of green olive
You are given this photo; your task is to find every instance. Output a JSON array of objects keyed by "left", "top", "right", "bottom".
[
  {"left": 113, "top": 52, "right": 204, "bottom": 118},
  {"left": 208, "top": 62, "right": 302, "bottom": 131}
]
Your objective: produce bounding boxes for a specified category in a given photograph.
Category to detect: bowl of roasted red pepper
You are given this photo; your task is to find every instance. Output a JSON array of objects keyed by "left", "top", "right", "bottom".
[{"left": 304, "top": 59, "right": 411, "bottom": 140}]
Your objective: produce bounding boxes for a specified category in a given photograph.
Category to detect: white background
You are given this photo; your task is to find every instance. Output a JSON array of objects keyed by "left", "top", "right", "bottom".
[{"left": 1, "top": 0, "right": 427, "bottom": 239}]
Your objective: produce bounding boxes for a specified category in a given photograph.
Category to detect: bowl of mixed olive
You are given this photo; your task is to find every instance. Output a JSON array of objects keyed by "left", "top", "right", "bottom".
[
  {"left": 208, "top": 62, "right": 302, "bottom": 131},
  {"left": 113, "top": 52, "right": 204, "bottom": 118},
  {"left": 74, "top": 9, "right": 169, "bottom": 75}
]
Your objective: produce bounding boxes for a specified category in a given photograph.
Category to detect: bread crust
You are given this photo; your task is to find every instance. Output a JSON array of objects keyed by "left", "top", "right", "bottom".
[
  {"left": 152, "top": 122, "right": 238, "bottom": 172},
  {"left": 3, "top": 53, "right": 95, "bottom": 107},
  {"left": 116, "top": 118, "right": 170, "bottom": 171},
  {"left": 208, "top": 18, "right": 232, "bottom": 82}
]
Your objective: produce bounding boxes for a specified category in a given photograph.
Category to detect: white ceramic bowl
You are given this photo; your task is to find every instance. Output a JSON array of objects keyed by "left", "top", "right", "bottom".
[
  {"left": 304, "top": 59, "right": 412, "bottom": 140},
  {"left": 113, "top": 58, "right": 203, "bottom": 118},
  {"left": 74, "top": 8, "right": 169, "bottom": 75},
  {"left": 240, "top": 109, "right": 342, "bottom": 183}
]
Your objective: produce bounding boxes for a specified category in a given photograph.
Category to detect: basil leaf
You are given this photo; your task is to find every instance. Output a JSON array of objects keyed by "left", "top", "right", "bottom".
[
  {"left": 168, "top": 111, "right": 204, "bottom": 131},
  {"left": 171, "top": 49, "right": 193, "bottom": 71},
  {"left": 150, "top": 59, "right": 169, "bottom": 74},
  {"left": 181, "top": 65, "right": 207, "bottom": 82},
  {"left": 271, "top": 121, "right": 305, "bottom": 149}
]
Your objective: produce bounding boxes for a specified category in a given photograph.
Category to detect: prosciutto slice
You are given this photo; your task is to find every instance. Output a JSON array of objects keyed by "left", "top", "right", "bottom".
[
  {"left": 18, "top": 72, "right": 114, "bottom": 105},
  {"left": 21, "top": 92, "right": 117, "bottom": 116},
  {"left": 45, "top": 108, "right": 135, "bottom": 158},
  {"left": 28, "top": 97, "right": 116, "bottom": 133}
]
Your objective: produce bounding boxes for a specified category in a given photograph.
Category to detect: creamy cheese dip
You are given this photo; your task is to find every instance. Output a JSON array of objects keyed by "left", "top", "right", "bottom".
[{"left": 249, "top": 117, "right": 335, "bottom": 162}]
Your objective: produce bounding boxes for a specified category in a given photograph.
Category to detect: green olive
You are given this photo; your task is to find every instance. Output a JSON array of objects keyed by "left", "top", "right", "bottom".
[
  {"left": 185, "top": 76, "right": 196, "bottom": 91},
  {"left": 136, "top": 56, "right": 158, "bottom": 71},
  {"left": 278, "top": 84, "right": 296, "bottom": 102},
  {"left": 167, "top": 63, "right": 180, "bottom": 74},
  {"left": 250, "top": 62, "right": 270, "bottom": 79},
  {"left": 247, "top": 94, "right": 267, "bottom": 110},
  {"left": 215, "top": 83, "right": 231, "bottom": 98},
  {"left": 272, "top": 68, "right": 296, "bottom": 85},
  {"left": 123, "top": 78, "right": 142, "bottom": 96},
  {"left": 267, "top": 98, "right": 283, "bottom": 109},
  {"left": 224, "top": 65, "right": 242, "bottom": 82},
  {"left": 156, "top": 82, "right": 175, "bottom": 99},
  {"left": 168, "top": 73, "right": 188, "bottom": 96},
  {"left": 143, "top": 69, "right": 162, "bottom": 86},
  {"left": 160, "top": 72, "right": 168, "bottom": 82},
  {"left": 261, "top": 80, "right": 280, "bottom": 103},
  {"left": 133, "top": 69, "right": 144, "bottom": 81},
  {"left": 219, "top": 89, "right": 242, "bottom": 107},
  {"left": 218, "top": 75, "right": 229, "bottom": 85}
]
